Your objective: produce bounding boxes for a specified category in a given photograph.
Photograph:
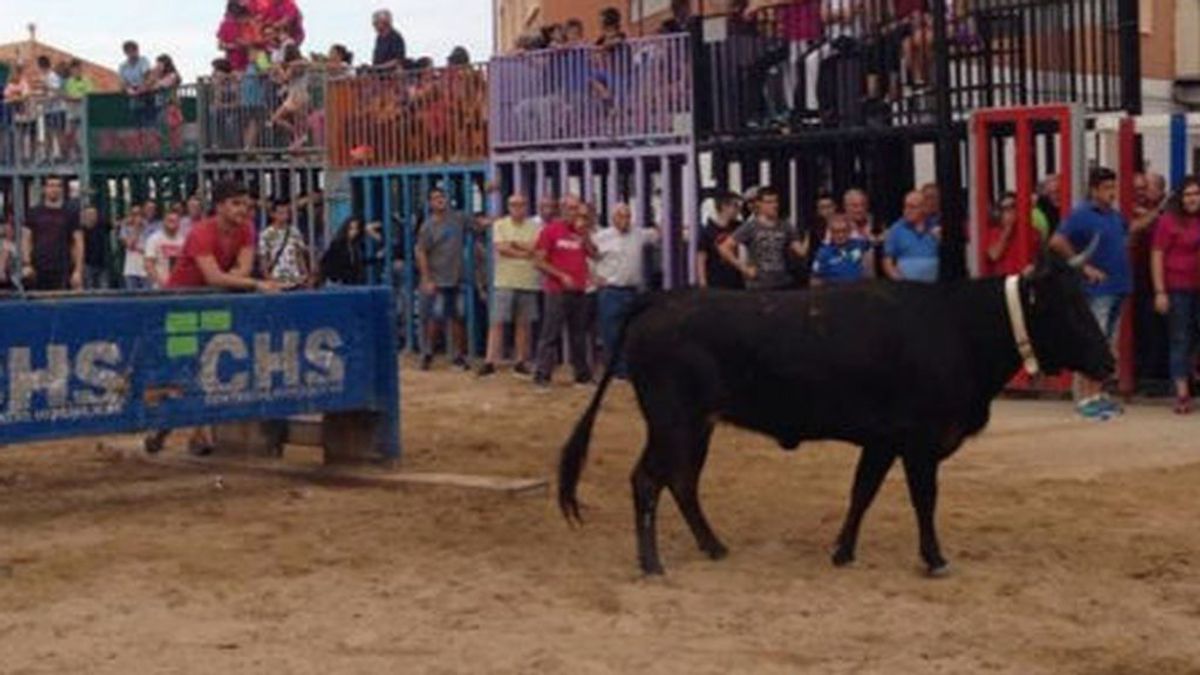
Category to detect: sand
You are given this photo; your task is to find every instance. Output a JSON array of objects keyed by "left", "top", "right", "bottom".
[{"left": 2, "top": 366, "right": 1199, "bottom": 674}]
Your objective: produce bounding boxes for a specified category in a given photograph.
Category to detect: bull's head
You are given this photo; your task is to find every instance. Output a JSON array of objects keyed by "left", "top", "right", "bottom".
[{"left": 1022, "top": 241, "right": 1116, "bottom": 381}]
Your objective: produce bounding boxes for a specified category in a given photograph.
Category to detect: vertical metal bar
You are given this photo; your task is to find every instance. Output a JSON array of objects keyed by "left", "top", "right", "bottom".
[
  {"left": 381, "top": 174, "right": 394, "bottom": 288},
  {"left": 607, "top": 157, "right": 618, "bottom": 222},
  {"left": 364, "top": 175, "right": 379, "bottom": 285},
  {"left": 401, "top": 174, "right": 417, "bottom": 353},
  {"left": 684, "top": 151, "right": 698, "bottom": 285},
  {"left": 634, "top": 155, "right": 647, "bottom": 230},
  {"left": 660, "top": 154, "right": 675, "bottom": 289}
]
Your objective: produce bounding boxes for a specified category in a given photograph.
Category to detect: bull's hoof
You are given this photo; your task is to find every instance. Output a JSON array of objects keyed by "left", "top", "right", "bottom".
[
  {"left": 831, "top": 547, "right": 855, "bottom": 568},
  {"left": 704, "top": 543, "right": 729, "bottom": 561},
  {"left": 926, "top": 562, "right": 951, "bottom": 579},
  {"left": 640, "top": 560, "right": 665, "bottom": 576}
]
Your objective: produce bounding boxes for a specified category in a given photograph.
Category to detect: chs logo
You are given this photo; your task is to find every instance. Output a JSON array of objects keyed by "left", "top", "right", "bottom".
[
  {"left": 165, "top": 310, "right": 346, "bottom": 404},
  {"left": 0, "top": 310, "right": 347, "bottom": 424}
]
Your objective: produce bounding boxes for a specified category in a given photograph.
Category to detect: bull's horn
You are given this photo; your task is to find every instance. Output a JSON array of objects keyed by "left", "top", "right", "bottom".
[{"left": 1068, "top": 235, "right": 1101, "bottom": 268}]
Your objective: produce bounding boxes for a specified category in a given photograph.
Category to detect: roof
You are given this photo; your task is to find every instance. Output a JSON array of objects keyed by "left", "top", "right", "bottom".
[{"left": 0, "top": 39, "right": 122, "bottom": 92}]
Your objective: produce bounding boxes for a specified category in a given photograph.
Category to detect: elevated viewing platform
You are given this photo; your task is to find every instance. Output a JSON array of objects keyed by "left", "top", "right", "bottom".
[
  {"left": 489, "top": 33, "right": 694, "bottom": 154},
  {"left": 195, "top": 67, "right": 329, "bottom": 165},
  {"left": 692, "top": 0, "right": 1137, "bottom": 147},
  {"left": 0, "top": 86, "right": 198, "bottom": 177},
  {"left": 326, "top": 64, "right": 489, "bottom": 171}
]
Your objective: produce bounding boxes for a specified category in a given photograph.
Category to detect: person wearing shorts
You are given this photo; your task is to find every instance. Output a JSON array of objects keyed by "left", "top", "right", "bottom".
[
  {"left": 417, "top": 187, "right": 473, "bottom": 371},
  {"left": 479, "top": 193, "right": 542, "bottom": 377}
]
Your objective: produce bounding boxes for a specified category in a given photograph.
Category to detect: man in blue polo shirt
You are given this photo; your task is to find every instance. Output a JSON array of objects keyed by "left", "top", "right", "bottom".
[
  {"left": 812, "top": 216, "right": 873, "bottom": 286},
  {"left": 883, "top": 190, "right": 940, "bottom": 283},
  {"left": 1050, "top": 166, "right": 1130, "bottom": 420}
]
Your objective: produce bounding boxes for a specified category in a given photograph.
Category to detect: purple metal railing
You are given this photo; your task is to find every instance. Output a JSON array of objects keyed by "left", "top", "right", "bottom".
[{"left": 489, "top": 33, "right": 693, "bottom": 150}]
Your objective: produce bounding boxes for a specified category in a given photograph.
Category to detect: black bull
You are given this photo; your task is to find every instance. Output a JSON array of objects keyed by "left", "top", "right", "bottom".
[{"left": 557, "top": 255, "right": 1115, "bottom": 576}]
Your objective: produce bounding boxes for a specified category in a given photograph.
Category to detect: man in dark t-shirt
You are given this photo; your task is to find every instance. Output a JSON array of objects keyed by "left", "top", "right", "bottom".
[
  {"left": 697, "top": 192, "right": 745, "bottom": 290},
  {"left": 80, "top": 206, "right": 112, "bottom": 290},
  {"left": 371, "top": 10, "right": 406, "bottom": 68},
  {"left": 22, "top": 176, "right": 83, "bottom": 291}
]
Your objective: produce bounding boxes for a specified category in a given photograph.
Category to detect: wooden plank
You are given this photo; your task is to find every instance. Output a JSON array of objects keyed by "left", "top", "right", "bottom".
[{"left": 98, "top": 441, "right": 549, "bottom": 496}]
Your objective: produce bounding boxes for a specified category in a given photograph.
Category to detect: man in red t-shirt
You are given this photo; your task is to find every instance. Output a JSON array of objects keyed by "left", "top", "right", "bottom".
[
  {"left": 147, "top": 180, "right": 284, "bottom": 457},
  {"left": 532, "top": 194, "right": 595, "bottom": 388},
  {"left": 168, "top": 180, "right": 284, "bottom": 292}
]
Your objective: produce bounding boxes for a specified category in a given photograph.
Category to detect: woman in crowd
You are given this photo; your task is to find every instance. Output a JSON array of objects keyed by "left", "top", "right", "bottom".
[
  {"left": 319, "top": 216, "right": 382, "bottom": 286},
  {"left": 150, "top": 55, "right": 182, "bottom": 90},
  {"left": 1151, "top": 175, "right": 1200, "bottom": 414}
]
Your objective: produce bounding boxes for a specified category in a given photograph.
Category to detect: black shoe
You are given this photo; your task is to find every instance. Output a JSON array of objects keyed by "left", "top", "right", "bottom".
[
  {"left": 574, "top": 374, "right": 595, "bottom": 388},
  {"left": 188, "top": 437, "right": 214, "bottom": 457},
  {"left": 452, "top": 355, "right": 470, "bottom": 371},
  {"left": 533, "top": 374, "right": 551, "bottom": 389},
  {"left": 143, "top": 432, "right": 166, "bottom": 455},
  {"left": 513, "top": 362, "right": 534, "bottom": 378},
  {"left": 419, "top": 354, "right": 433, "bottom": 371},
  {"left": 476, "top": 362, "right": 496, "bottom": 377}
]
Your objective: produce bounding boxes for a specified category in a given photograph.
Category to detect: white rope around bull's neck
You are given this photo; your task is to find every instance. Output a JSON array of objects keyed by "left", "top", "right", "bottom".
[{"left": 1005, "top": 275, "right": 1040, "bottom": 376}]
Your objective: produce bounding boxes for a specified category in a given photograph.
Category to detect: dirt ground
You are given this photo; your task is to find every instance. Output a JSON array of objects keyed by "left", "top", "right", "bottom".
[{"left": 2, "top": 365, "right": 1199, "bottom": 674}]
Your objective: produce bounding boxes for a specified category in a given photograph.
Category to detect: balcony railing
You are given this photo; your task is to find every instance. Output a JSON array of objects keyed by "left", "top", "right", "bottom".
[
  {"left": 326, "top": 64, "right": 489, "bottom": 169},
  {"left": 695, "top": 0, "right": 1134, "bottom": 138},
  {"left": 1, "top": 95, "right": 85, "bottom": 169},
  {"left": 197, "top": 66, "right": 329, "bottom": 158},
  {"left": 0, "top": 86, "right": 199, "bottom": 170},
  {"left": 86, "top": 86, "right": 199, "bottom": 163},
  {"left": 489, "top": 33, "right": 694, "bottom": 151}
]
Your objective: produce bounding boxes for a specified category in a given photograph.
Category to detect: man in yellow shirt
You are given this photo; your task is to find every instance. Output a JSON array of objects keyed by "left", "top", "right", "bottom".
[{"left": 479, "top": 193, "right": 543, "bottom": 377}]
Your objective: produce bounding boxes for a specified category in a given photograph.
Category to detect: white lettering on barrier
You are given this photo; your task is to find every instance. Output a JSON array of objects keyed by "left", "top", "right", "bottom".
[
  {"left": 199, "top": 329, "right": 347, "bottom": 403},
  {"left": 200, "top": 334, "right": 250, "bottom": 394},
  {"left": 0, "top": 342, "right": 126, "bottom": 425},
  {"left": 0, "top": 327, "right": 349, "bottom": 427}
]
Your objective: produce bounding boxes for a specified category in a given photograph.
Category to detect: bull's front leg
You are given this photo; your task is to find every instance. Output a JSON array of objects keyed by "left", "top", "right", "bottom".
[
  {"left": 901, "top": 451, "right": 949, "bottom": 577},
  {"left": 832, "top": 447, "right": 896, "bottom": 567}
]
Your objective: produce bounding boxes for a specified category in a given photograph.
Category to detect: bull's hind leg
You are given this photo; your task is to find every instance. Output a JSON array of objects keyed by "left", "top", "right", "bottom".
[
  {"left": 667, "top": 423, "right": 728, "bottom": 561},
  {"left": 631, "top": 452, "right": 666, "bottom": 575},
  {"left": 832, "top": 446, "right": 896, "bottom": 567},
  {"left": 901, "top": 451, "right": 949, "bottom": 576}
]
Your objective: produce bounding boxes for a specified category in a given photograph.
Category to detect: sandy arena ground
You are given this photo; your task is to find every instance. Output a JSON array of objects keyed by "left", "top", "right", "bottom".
[{"left": 2, "top": 365, "right": 1199, "bottom": 674}]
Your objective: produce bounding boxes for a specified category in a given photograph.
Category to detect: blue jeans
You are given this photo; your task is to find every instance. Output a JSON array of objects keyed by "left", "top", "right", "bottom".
[
  {"left": 85, "top": 265, "right": 110, "bottom": 290},
  {"left": 124, "top": 275, "right": 150, "bottom": 291},
  {"left": 1088, "top": 294, "right": 1125, "bottom": 343},
  {"left": 1167, "top": 291, "right": 1200, "bottom": 381},
  {"left": 598, "top": 287, "right": 638, "bottom": 377}
]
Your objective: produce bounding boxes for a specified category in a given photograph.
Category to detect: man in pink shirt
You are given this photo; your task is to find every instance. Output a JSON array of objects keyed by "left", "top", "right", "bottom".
[{"left": 532, "top": 194, "right": 595, "bottom": 388}]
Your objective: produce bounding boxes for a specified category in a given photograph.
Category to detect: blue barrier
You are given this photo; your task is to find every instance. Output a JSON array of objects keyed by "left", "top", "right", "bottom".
[{"left": 0, "top": 288, "right": 400, "bottom": 459}]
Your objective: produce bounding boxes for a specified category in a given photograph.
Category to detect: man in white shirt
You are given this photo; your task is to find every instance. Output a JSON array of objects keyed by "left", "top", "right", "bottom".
[
  {"left": 144, "top": 212, "right": 187, "bottom": 289},
  {"left": 592, "top": 203, "right": 659, "bottom": 378}
]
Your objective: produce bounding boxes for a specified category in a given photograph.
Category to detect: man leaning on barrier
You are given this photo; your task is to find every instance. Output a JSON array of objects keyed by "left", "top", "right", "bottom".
[{"left": 144, "top": 179, "right": 287, "bottom": 456}]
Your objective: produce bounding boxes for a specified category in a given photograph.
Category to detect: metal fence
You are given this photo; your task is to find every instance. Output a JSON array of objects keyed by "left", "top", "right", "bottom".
[
  {"left": 326, "top": 64, "right": 489, "bottom": 169},
  {"left": 1, "top": 96, "right": 86, "bottom": 169},
  {"left": 489, "top": 33, "right": 694, "bottom": 150},
  {"left": 196, "top": 67, "right": 329, "bottom": 157},
  {"left": 87, "top": 86, "right": 199, "bottom": 162},
  {"left": 695, "top": 0, "right": 1134, "bottom": 137}
]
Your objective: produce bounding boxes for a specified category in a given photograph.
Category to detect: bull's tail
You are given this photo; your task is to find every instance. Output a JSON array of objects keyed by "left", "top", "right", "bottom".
[{"left": 557, "top": 293, "right": 651, "bottom": 525}]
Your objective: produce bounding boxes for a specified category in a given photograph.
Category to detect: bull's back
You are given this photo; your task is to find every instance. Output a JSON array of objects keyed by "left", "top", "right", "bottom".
[{"left": 625, "top": 286, "right": 973, "bottom": 444}]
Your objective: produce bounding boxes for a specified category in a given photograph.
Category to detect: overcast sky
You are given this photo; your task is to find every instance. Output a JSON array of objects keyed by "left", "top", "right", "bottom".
[{"left": 4, "top": 0, "right": 493, "bottom": 79}]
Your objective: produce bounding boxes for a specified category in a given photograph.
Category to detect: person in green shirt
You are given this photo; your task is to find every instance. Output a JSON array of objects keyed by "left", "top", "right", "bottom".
[
  {"left": 63, "top": 60, "right": 93, "bottom": 99},
  {"left": 62, "top": 60, "right": 93, "bottom": 161}
]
